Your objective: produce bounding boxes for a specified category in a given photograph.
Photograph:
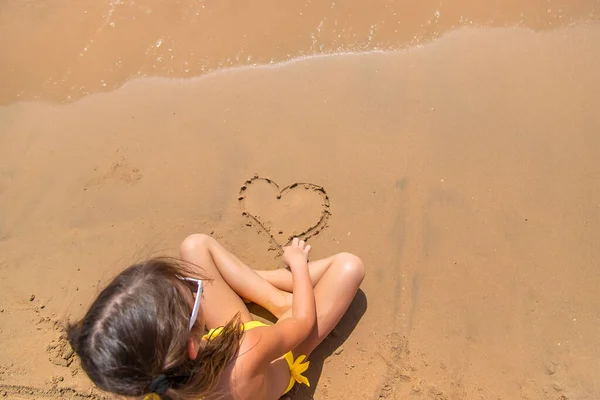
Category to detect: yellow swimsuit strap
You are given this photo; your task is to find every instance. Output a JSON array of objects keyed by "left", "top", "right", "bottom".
[
  {"left": 242, "top": 320, "right": 269, "bottom": 330},
  {"left": 202, "top": 320, "right": 268, "bottom": 340}
]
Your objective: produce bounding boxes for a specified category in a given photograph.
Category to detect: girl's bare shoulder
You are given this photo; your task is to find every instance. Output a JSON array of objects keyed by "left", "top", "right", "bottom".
[{"left": 227, "top": 327, "right": 280, "bottom": 399}]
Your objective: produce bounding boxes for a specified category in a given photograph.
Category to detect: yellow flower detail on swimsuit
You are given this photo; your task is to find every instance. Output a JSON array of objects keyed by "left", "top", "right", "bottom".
[{"left": 289, "top": 355, "right": 310, "bottom": 387}]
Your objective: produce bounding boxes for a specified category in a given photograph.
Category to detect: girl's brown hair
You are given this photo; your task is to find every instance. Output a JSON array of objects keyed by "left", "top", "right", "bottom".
[{"left": 67, "top": 257, "right": 243, "bottom": 399}]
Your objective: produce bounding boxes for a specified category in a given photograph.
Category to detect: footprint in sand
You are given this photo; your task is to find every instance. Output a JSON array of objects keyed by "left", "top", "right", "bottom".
[
  {"left": 238, "top": 176, "right": 330, "bottom": 253},
  {"left": 84, "top": 159, "right": 142, "bottom": 190}
]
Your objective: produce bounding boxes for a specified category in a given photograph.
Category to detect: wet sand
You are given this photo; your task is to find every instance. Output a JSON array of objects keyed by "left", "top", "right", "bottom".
[{"left": 1, "top": 1, "right": 600, "bottom": 399}]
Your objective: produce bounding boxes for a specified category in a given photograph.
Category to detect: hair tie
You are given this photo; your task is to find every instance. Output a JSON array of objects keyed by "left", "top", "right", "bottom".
[{"left": 149, "top": 374, "right": 170, "bottom": 395}]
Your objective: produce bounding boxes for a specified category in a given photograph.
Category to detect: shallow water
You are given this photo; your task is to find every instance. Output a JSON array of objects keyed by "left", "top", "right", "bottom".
[
  {"left": 1, "top": 1, "right": 600, "bottom": 400},
  {"left": 1, "top": 0, "right": 598, "bottom": 103}
]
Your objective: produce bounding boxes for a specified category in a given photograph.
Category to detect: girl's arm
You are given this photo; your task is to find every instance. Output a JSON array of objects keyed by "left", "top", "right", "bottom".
[
  {"left": 282, "top": 238, "right": 316, "bottom": 337},
  {"left": 250, "top": 239, "right": 316, "bottom": 364}
]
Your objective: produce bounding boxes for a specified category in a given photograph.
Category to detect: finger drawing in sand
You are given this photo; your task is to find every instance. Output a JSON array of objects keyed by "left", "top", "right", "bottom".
[{"left": 239, "top": 175, "right": 331, "bottom": 255}]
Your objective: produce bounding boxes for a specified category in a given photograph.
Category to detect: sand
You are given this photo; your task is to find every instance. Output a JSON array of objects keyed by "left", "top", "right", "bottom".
[{"left": 1, "top": 1, "right": 600, "bottom": 399}]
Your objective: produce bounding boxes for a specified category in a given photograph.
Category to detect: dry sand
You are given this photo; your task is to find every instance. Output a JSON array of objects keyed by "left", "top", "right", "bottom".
[{"left": 1, "top": 1, "right": 600, "bottom": 399}]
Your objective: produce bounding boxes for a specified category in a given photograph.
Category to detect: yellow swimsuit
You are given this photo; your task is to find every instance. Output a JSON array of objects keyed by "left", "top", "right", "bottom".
[{"left": 203, "top": 320, "right": 310, "bottom": 395}]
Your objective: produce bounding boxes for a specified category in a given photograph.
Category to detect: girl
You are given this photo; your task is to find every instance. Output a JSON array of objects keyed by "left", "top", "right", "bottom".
[{"left": 68, "top": 234, "right": 364, "bottom": 399}]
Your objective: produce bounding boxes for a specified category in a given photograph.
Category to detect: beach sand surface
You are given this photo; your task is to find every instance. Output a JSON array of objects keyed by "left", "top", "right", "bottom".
[{"left": 1, "top": 1, "right": 599, "bottom": 399}]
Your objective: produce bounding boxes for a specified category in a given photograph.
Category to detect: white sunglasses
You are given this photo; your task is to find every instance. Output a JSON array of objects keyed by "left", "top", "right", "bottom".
[{"left": 180, "top": 277, "right": 204, "bottom": 330}]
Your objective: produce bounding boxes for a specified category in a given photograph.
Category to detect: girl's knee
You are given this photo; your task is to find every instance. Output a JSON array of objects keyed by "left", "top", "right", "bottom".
[
  {"left": 180, "top": 233, "right": 214, "bottom": 257},
  {"left": 334, "top": 252, "right": 365, "bottom": 283}
]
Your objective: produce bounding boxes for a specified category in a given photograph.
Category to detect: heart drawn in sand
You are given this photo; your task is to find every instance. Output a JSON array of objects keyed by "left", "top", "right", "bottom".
[{"left": 238, "top": 176, "right": 331, "bottom": 252}]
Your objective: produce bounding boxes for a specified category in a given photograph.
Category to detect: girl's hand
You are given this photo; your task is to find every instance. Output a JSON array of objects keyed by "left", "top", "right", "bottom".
[{"left": 283, "top": 238, "right": 311, "bottom": 269}]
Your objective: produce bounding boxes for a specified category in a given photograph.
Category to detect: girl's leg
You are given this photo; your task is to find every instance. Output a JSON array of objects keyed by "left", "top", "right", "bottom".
[
  {"left": 254, "top": 261, "right": 332, "bottom": 292},
  {"left": 179, "top": 235, "right": 253, "bottom": 329},
  {"left": 179, "top": 234, "right": 293, "bottom": 326},
  {"left": 278, "top": 252, "right": 365, "bottom": 357},
  {"left": 179, "top": 233, "right": 365, "bottom": 351}
]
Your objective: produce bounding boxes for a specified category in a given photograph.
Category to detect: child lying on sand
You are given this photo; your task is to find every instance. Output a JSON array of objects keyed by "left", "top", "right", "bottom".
[{"left": 68, "top": 234, "right": 364, "bottom": 399}]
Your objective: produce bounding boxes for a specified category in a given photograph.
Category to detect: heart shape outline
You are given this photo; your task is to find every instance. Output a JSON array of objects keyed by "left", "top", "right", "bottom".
[{"left": 238, "top": 176, "right": 331, "bottom": 253}]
